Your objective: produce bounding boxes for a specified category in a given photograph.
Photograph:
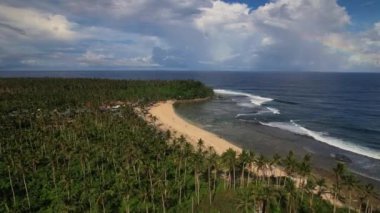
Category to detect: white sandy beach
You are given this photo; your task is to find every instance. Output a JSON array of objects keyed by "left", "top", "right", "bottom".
[
  {"left": 148, "top": 100, "right": 241, "bottom": 155},
  {"left": 148, "top": 100, "right": 287, "bottom": 177},
  {"left": 146, "top": 100, "right": 342, "bottom": 207}
]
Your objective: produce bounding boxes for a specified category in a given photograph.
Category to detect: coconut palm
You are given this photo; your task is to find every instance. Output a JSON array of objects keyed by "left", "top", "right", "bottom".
[
  {"left": 255, "top": 183, "right": 280, "bottom": 213},
  {"left": 333, "top": 162, "right": 346, "bottom": 213},
  {"left": 192, "top": 146, "right": 204, "bottom": 205},
  {"left": 270, "top": 153, "right": 281, "bottom": 186},
  {"left": 255, "top": 154, "right": 267, "bottom": 184},
  {"left": 206, "top": 146, "right": 218, "bottom": 205},
  {"left": 236, "top": 188, "right": 256, "bottom": 213},
  {"left": 316, "top": 178, "right": 327, "bottom": 197},
  {"left": 222, "top": 148, "right": 237, "bottom": 190},
  {"left": 361, "top": 183, "right": 374, "bottom": 213},
  {"left": 342, "top": 174, "right": 359, "bottom": 213},
  {"left": 197, "top": 139, "right": 205, "bottom": 154},
  {"left": 247, "top": 150, "right": 256, "bottom": 187},
  {"left": 284, "top": 179, "right": 297, "bottom": 213},
  {"left": 305, "top": 178, "right": 316, "bottom": 209},
  {"left": 283, "top": 151, "right": 297, "bottom": 186},
  {"left": 2, "top": 79, "right": 376, "bottom": 212},
  {"left": 238, "top": 150, "right": 250, "bottom": 187},
  {"left": 298, "top": 154, "right": 311, "bottom": 199}
]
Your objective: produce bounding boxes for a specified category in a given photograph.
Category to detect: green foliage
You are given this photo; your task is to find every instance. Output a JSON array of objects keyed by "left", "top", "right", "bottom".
[
  {"left": 0, "top": 79, "right": 212, "bottom": 212},
  {"left": 0, "top": 78, "right": 376, "bottom": 212},
  {"left": 0, "top": 78, "right": 213, "bottom": 112}
]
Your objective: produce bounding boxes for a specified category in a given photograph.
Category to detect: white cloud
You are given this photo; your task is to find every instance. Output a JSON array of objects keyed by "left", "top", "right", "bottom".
[
  {"left": 321, "top": 22, "right": 380, "bottom": 68},
  {"left": 192, "top": 1, "right": 258, "bottom": 65},
  {"left": 243, "top": 0, "right": 357, "bottom": 70},
  {"left": 184, "top": 0, "right": 368, "bottom": 70},
  {"left": 253, "top": 0, "right": 350, "bottom": 34},
  {"left": 64, "top": 0, "right": 210, "bottom": 25},
  {"left": 0, "top": 4, "right": 77, "bottom": 40},
  {"left": 0, "top": 0, "right": 379, "bottom": 71},
  {"left": 78, "top": 50, "right": 158, "bottom": 67},
  {"left": 79, "top": 51, "right": 112, "bottom": 64}
]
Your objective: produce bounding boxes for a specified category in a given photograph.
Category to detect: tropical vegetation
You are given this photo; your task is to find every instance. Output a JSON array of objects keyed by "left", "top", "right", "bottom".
[{"left": 0, "top": 78, "right": 378, "bottom": 212}]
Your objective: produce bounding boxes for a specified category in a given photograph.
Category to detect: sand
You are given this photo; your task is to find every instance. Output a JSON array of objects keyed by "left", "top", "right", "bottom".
[
  {"left": 147, "top": 101, "right": 291, "bottom": 177},
  {"left": 148, "top": 100, "right": 241, "bottom": 155},
  {"left": 145, "top": 100, "right": 343, "bottom": 207}
]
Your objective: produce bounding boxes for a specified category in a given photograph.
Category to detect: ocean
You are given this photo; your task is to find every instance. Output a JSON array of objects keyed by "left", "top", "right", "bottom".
[{"left": 2, "top": 71, "right": 380, "bottom": 183}]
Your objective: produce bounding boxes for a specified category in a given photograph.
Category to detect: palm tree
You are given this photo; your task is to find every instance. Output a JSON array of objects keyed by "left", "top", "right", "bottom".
[
  {"left": 236, "top": 189, "right": 256, "bottom": 213},
  {"left": 283, "top": 151, "right": 297, "bottom": 186},
  {"left": 270, "top": 153, "right": 281, "bottom": 185},
  {"left": 332, "top": 163, "right": 346, "bottom": 213},
  {"left": 192, "top": 147, "right": 204, "bottom": 205},
  {"left": 361, "top": 183, "right": 374, "bottom": 213},
  {"left": 342, "top": 174, "right": 359, "bottom": 213},
  {"left": 284, "top": 179, "right": 297, "bottom": 213},
  {"left": 298, "top": 154, "right": 311, "bottom": 200},
  {"left": 255, "top": 154, "right": 267, "bottom": 184},
  {"left": 7, "top": 165, "right": 16, "bottom": 207},
  {"left": 238, "top": 150, "right": 250, "bottom": 187},
  {"left": 222, "top": 148, "right": 237, "bottom": 190},
  {"left": 305, "top": 178, "right": 316, "bottom": 209},
  {"left": 206, "top": 146, "right": 217, "bottom": 205},
  {"left": 316, "top": 178, "right": 327, "bottom": 197},
  {"left": 247, "top": 150, "right": 256, "bottom": 187},
  {"left": 197, "top": 139, "right": 205, "bottom": 154},
  {"left": 255, "top": 183, "right": 279, "bottom": 213}
]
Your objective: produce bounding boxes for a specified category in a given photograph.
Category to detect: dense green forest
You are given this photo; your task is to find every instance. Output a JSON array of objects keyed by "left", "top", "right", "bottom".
[{"left": 0, "top": 78, "right": 378, "bottom": 212}]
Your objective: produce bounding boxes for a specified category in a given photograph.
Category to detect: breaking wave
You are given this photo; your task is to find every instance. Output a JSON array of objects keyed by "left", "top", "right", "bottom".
[
  {"left": 214, "top": 89, "right": 273, "bottom": 106},
  {"left": 235, "top": 113, "right": 258, "bottom": 118},
  {"left": 266, "top": 107, "right": 280, "bottom": 114},
  {"left": 215, "top": 89, "right": 280, "bottom": 115},
  {"left": 259, "top": 120, "right": 380, "bottom": 160}
]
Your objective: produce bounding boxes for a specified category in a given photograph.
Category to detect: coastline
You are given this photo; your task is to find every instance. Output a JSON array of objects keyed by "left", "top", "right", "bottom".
[
  {"left": 146, "top": 99, "right": 354, "bottom": 207},
  {"left": 148, "top": 100, "right": 241, "bottom": 155},
  {"left": 147, "top": 100, "right": 291, "bottom": 178}
]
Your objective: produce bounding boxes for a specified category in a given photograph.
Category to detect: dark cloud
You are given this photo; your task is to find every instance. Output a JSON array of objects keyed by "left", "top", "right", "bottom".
[{"left": 0, "top": 22, "right": 26, "bottom": 35}]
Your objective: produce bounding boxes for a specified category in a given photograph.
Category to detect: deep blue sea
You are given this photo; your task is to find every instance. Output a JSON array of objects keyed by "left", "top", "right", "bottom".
[{"left": 2, "top": 71, "right": 380, "bottom": 182}]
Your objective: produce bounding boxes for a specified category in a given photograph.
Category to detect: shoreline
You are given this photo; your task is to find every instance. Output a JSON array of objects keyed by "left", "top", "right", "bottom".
[
  {"left": 145, "top": 99, "right": 352, "bottom": 207},
  {"left": 174, "top": 99, "right": 380, "bottom": 187},
  {"left": 147, "top": 100, "right": 293, "bottom": 179},
  {"left": 148, "top": 100, "right": 241, "bottom": 155}
]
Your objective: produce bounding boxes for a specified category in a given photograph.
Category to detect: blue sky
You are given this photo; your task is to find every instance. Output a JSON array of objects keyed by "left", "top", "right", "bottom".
[
  {"left": 0, "top": 0, "right": 379, "bottom": 71},
  {"left": 228, "top": 0, "right": 380, "bottom": 30},
  {"left": 338, "top": 0, "right": 380, "bottom": 30}
]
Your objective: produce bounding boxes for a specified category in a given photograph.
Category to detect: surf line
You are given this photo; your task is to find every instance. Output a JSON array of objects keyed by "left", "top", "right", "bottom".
[
  {"left": 214, "top": 89, "right": 280, "bottom": 114},
  {"left": 260, "top": 120, "right": 380, "bottom": 160}
]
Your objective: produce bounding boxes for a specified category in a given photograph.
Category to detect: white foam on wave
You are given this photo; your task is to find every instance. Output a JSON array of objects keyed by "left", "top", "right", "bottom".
[
  {"left": 235, "top": 112, "right": 270, "bottom": 118},
  {"left": 259, "top": 120, "right": 380, "bottom": 160},
  {"left": 235, "top": 109, "right": 280, "bottom": 118},
  {"left": 237, "top": 102, "right": 256, "bottom": 108},
  {"left": 236, "top": 113, "right": 257, "bottom": 118},
  {"left": 266, "top": 107, "right": 280, "bottom": 114},
  {"left": 214, "top": 89, "right": 273, "bottom": 106}
]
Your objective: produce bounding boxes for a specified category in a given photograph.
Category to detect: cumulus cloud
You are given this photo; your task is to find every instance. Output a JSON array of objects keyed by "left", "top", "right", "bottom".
[
  {"left": 0, "top": 4, "right": 77, "bottom": 40},
  {"left": 0, "top": 0, "right": 379, "bottom": 71},
  {"left": 245, "top": 0, "right": 353, "bottom": 70},
  {"left": 194, "top": 1, "right": 255, "bottom": 64},
  {"left": 321, "top": 22, "right": 380, "bottom": 68},
  {"left": 253, "top": 0, "right": 350, "bottom": 34}
]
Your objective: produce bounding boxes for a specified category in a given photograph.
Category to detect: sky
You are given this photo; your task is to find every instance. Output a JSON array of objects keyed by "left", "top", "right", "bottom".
[{"left": 0, "top": 0, "right": 379, "bottom": 72}]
